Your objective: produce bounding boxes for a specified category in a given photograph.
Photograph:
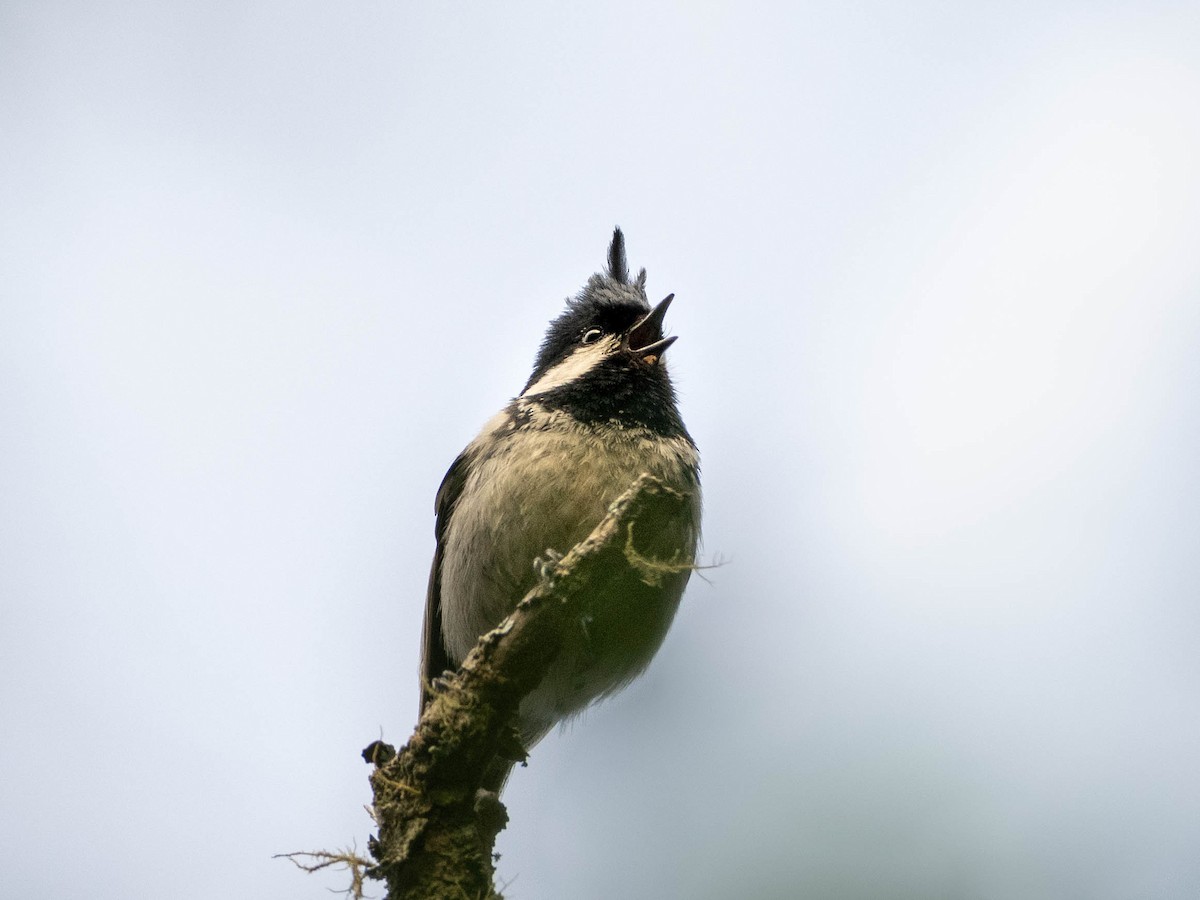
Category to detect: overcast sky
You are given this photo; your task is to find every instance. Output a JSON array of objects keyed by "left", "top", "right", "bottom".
[{"left": 3, "top": 3, "right": 1200, "bottom": 898}]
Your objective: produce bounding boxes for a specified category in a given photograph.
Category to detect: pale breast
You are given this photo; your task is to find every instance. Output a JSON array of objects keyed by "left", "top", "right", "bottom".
[{"left": 438, "top": 403, "right": 700, "bottom": 668}]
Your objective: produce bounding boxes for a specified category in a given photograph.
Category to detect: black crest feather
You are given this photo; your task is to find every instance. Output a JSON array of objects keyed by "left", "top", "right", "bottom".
[
  {"left": 525, "top": 228, "right": 654, "bottom": 386},
  {"left": 607, "top": 227, "right": 629, "bottom": 284}
]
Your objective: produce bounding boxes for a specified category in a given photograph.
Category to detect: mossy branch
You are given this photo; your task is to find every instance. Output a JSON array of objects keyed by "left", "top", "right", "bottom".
[{"left": 359, "top": 473, "right": 693, "bottom": 900}]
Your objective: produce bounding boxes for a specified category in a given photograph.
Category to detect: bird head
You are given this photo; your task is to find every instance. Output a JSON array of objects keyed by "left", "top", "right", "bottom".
[{"left": 520, "top": 229, "right": 686, "bottom": 436}]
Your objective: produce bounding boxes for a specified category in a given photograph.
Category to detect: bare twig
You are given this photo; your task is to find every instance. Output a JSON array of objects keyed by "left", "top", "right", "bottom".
[{"left": 275, "top": 849, "right": 372, "bottom": 899}]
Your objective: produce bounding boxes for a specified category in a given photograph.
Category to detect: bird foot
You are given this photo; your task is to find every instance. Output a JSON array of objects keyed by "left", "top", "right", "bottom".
[
  {"left": 533, "top": 548, "right": 564, "bottom": 580},
  {"left": 428, "top": 669, "right": 457, "bottom": 696}
]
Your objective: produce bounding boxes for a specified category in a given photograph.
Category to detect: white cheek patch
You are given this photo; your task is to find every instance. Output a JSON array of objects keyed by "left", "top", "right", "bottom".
[{"left": 522, "top": 337, "right": 618, "bottom": 397}]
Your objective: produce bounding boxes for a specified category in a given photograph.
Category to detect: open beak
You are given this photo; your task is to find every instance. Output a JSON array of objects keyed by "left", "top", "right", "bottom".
[{"left": 626, "top": 294, "right": 678, "bottom": 362}]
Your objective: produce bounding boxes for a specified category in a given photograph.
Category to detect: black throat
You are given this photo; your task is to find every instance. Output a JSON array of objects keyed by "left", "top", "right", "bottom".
[{"left": 531, "top": 358, "right": 691, "bottom": 440}]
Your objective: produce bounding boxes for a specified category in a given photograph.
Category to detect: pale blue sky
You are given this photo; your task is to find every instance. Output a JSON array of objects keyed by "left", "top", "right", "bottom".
[{"left": 3, "top": 3, "right": 1199, "bottom": 898}]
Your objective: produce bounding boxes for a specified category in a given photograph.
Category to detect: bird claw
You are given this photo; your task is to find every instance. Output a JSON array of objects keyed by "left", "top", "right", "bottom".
[
  {"left": 533, "top": 548, "right": 564, "bottom": 580},
  {"left": 428, "top": 669, "right": 457, "bottom": 696}
]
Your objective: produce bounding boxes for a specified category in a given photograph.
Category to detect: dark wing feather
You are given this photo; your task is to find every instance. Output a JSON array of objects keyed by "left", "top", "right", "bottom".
[{"left": 419, "top": 451, "right": 472, "bottom": 710}]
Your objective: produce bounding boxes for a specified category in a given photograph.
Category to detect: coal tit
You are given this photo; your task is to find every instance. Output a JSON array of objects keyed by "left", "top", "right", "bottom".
[{"left": 420, "top": 229, "right": 701, "bottom": 790}]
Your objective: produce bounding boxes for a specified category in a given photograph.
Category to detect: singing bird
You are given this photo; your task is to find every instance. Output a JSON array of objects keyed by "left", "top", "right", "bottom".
[{"left": 420, "top": 229, "right": 701, "bottom": 790}]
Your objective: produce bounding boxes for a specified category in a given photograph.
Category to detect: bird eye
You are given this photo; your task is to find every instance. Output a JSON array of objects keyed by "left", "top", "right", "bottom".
[{"left": 581, "top": 328, "right": 603, "bottom": 344}]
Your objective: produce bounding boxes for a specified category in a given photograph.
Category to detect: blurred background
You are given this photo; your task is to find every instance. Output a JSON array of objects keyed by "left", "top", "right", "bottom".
[{"left": 3, "top": 3, "right": 1199, "bottom": 898}]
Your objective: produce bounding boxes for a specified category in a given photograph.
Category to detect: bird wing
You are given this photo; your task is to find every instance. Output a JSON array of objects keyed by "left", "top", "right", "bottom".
[{"left": 419, "top": 450, "right": 472, "bottom": 711}]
